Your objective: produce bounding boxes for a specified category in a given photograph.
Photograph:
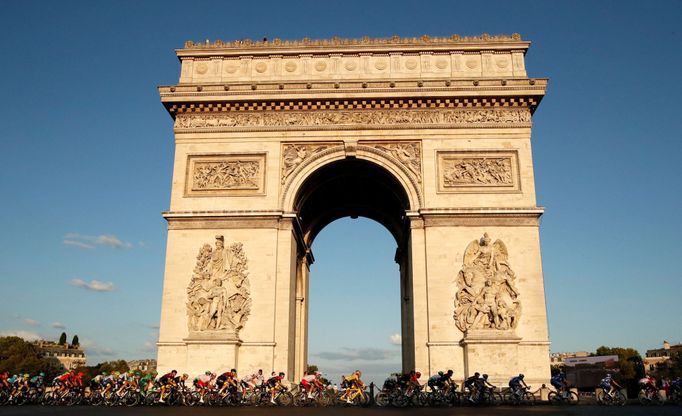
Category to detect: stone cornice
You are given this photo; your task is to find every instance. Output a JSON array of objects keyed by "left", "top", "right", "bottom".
[{"left": 179, "top": 34, "right": 528, "bottom": 57}]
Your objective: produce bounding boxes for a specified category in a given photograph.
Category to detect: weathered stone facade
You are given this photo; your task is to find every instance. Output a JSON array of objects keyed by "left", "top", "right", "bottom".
[{"left": 157, "top": 34, "right": 550, "bottom": 386}]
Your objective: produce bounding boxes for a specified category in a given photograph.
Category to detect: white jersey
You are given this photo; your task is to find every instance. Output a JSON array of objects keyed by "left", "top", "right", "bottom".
[{"left": 302, "top": 374, "right": 316, "bottom": 383}]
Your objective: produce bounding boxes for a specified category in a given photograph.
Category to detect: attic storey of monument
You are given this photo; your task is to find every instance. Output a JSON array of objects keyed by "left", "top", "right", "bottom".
[{"left": 157, "top": 33, "right": 550, "bottom": 385}]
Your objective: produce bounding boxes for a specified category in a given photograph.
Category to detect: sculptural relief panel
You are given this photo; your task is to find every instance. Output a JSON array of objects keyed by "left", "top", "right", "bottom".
[
  {"left": 280, "top": 143, "right": 334, "bottom": 184},
  {"left": 453, "top": 233, "right": 521, "bottom": 333},
  {"left": 186, "top": 235, "right": 252, "bottom": 338},
  {"left": 364, "top": 141, "right": 422, "bottom": 183},
  {"left": 436, "top": 151, "right": 520, "bottom": 193},
  {"left": 185, "top": 153, "right": 266, "bottom": 196},
  {"left": 175, "top": 108, "right": 531, "bottom": 132}
]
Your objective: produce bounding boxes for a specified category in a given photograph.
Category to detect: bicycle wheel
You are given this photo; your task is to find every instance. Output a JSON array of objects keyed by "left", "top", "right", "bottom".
[
  {"left": 615, "top": 391, "right": 627, "bottom": 406},
  {"left": 523, "top": 391, "right": 536, "bottom": 405},
  {"left": 277, "top": 391, "right": 293, "bottom": 406},
  {"left": 375, "top": 391, "right": 390, "bottom": 407}
]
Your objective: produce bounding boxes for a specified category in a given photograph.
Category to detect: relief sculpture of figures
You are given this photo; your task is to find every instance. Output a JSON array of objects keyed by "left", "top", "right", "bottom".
[
  {"left": 454, "top": 233, "right": 520, "bottom": 332},
  {"left": 193, "top": 160, "right": 260, "bottom": 190},
  {"left": 186, "top": 235, "right": 251, "bottom": 335},
  {"left": 281, "top": 144, "right": 329, "bottom": 184},
  {"left": 374, "top": 142, "right": 422, "bottom": 182},
  {"left": 443, "top": 157, "right": 513, "bottom": 186}
]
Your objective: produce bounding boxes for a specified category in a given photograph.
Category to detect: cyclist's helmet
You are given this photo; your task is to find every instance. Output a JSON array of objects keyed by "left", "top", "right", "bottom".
[
  {"left": 416, "top": 372, "right": 421, "bottom": 378},
  {"left": 519, "top": 374, "right": 524, "bottom": 379},
  {"left": 356, "top": 370, "right": 362, "bottom": 377},
  {"left": 39, "top": 373, "right": 45, "bottom": 377},
  {"left": 482, "top": 374, "right": 489, "bottom": 379},
  {"left": 474, "top": 372, "right": 480, "bottom": 377},
  {"left": 447, "top": 369, "right": 453, "bottom": 375},
  {"left": 205, "top": 371, "right": 211, "bottom": 375}
]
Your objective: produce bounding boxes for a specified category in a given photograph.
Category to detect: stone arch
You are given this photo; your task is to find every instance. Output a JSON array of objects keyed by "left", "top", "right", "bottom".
[{"left": 281, "top": 144, "right": 423, "bottom": 215}]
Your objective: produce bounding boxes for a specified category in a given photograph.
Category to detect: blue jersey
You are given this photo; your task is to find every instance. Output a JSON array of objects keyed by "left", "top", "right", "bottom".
[{"left": 509, "top": 376, "right": 523, "bottom": 387}]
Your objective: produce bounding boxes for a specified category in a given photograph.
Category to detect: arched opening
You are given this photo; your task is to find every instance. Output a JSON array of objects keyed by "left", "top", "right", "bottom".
[{"left": 290, "top": 158, "right": 416, "bottom": 383}]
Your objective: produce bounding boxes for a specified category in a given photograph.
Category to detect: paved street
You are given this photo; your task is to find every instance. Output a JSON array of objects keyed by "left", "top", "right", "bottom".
[{"left": 1, "top": 406, "right": 681, "bottom": 416}]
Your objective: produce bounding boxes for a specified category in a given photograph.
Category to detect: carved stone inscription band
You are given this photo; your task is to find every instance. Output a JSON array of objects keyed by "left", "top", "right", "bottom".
[{"left": 175, "top": 108, "right": 531, "bottom": 132}]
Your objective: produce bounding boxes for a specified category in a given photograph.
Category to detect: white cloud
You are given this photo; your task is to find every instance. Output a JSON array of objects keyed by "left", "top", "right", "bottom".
[
  {"left": 314, "top": 347, "right": 399, "bottom": 361},
  {"left": 0, "top": 330, "right": 42, "bottom": 341},
  {"left": 51, "top": 322, "right": 66, "bottom": 329},
  {"left": 23, "top": 318, "right": 40, "bottom": 327},
  {"left": 389, "top": 333, "right": 402, "bottom": 345},
  {"left": 63, "top": 233, "right": 133, "bottom": 249},
  {"left": 68, "top": 278, "right": 115, "bottom": 292},
  {"left": 141, "top": 341, "right": 157, "bottom": 354},
  {"left": 63, "top": 240, "right": 95, "bottom": 249}
]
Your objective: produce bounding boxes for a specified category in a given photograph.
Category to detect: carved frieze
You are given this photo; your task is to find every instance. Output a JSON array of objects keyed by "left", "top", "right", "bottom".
[
  {"left": 186, "top": 235, "right": 251, "bottom": 336},
  {"left": 437, "top": 151, "right": 520, "bottom": 193},
  {"left": 175, "top": 108, "right": 531, "bottom": 132},
  {"left": 185, "top": 154, "right": 266, "bottom": 196},
  {"left": 366, "top": 142, "right": 422, "bottom": 183},
  {"left": 453, "top": 233, "right": 521, "bottom": 332},
  {"left": 281, "top": 143, "right": 331, "bottom": 184}
]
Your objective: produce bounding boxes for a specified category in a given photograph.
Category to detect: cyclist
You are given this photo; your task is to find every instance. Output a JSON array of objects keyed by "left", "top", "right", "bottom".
[
  {"left": 341, "top": 370, "right": 364, "bottom": 404},
  {"left": 266, "top": 371, "right": 285, "bottom": 404},
  {"left": 639, "top": 374, "right": 657, "bottom": 395},
  {"left": 54, "top": 370, "right": 74, "bottom": 396},
  {"left": 300, "top": 371, "right": 324, "bottom": 399},
  {"left": 216, "top": 369, "right": 238, "bottom": 394},
  {"left": 508, "top": 374, "right": 528, "bottom": 399},
  {"left": 138, "top": 372, "right": 155, "bottom": 394},
  {"left": 599, "top": 373, "right": 622, "bottom": 398},
  {"left": 242, "top": 369, "right": 264, "bottom": 389},
  {"left": 474, "top": 374, "right": 496, "bottom": 401},
  {"left": 194, "top": 371, "right": 215, "bottom": 404},
  {"left": 29, "top": 373, "right": 45, "bottom": 390},
  {"left": 157, "top": 370, "right": 178, "bottom": 403},
  {"left": 463, "top": 372, "right": 480, "bottom": 401},
  {"left": 0, "top": 371, "right": 11, "bottom": 391},
  {"left": 550, "top": 371, "right": 568, "bottom": 395},
  {"left": 428, "top": 369, "right": 455, "bottom": 392}
]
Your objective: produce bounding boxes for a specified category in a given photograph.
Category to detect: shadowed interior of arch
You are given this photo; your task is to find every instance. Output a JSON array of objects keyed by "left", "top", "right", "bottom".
[
  {"left": 292, "top": 158, "right": 415, "bottom": 384},
  {"left": 294, "top": 158, "right": 411, "bottom": 248}
]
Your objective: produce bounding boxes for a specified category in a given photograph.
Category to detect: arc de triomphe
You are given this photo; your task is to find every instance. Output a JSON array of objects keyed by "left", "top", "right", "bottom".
[{"left": 157, "top": 34, "right": 550, "bottom": 385}]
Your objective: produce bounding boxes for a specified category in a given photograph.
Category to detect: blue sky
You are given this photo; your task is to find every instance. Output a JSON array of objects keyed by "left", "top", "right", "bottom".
[{"left": 1, "top": 0, "right": 681, "bottom": 383}]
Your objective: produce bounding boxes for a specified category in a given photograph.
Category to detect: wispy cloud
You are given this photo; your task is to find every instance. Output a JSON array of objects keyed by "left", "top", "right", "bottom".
[
  {"left": 389, "top": 333, "right": 402, "bottom": 345},
  {"left": 314, "top": 347, "right": 399, "bottom": 361},
  {"left": 63, "top": 240, "right": 95, "bottom": 249},
  {"left": 80, "top": 338, "right": 116, "bottom": 362},
  {"left": 0, "top": 330, "right": 42, "bottom": 341},
  {"left": 141, "top": 341, "right": 157, "bottom": 354},
  {"left": 51, "top": 322, "right": 66, "bottom": 329},
  {"left": 68, "top": 278, "right": 115, "bottom": 292},
  {"left": 23, "top": 318, "right": 40, "bottom": 327},
  {"left": 63, "top": 233, "right": 133, "bottom": 250}
]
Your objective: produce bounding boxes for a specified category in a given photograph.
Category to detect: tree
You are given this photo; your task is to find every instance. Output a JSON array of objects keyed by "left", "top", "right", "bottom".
[
  {"left": 71, "top": 335, "right": 79, "bottom": 346},
  {"left": 306, "top": 364, "right": 319, "bottom": 374},
  {"left": 58, "top": 332, "right": 67, "bottom": 345},
  {"left": 0, "top": 336, "right": 60, "bottom": 379},
  {"left": 98, "top": 360, "right": 129, "bottom": 374}
]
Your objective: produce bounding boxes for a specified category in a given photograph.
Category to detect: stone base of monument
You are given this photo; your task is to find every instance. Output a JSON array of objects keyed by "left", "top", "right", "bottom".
[
  {"left": 183, "top": 331, "right": 241, "bottom": 375},
  {"left": 461, "top": 329, "right": 522, "bottom": 385}
]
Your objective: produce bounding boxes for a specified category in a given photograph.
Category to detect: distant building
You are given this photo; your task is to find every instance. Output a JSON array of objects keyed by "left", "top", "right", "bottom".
[
  {"left": 127, "top": 359, "right": 157, "bottom": 372},
  {"left": 550, "top": 351, "right": 591, "bottom": 367},
  {"left": 34, "top": 341, "right": 86, "bottom": 370},
  {"left": 644, "top": 340, "right": 682, "bottom": 374}
]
